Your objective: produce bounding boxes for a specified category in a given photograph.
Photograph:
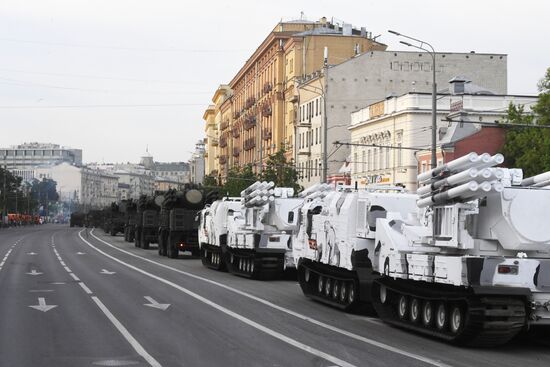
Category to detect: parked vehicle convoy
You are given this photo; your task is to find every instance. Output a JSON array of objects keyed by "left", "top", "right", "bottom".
[
  {"left": 133, "top": 193, "right": 163, "bottom": 249},
  {"left": 294, "top": 152, "right": 550, "bottom": 346},
  {"left": 85, "top": 209, "right": 104, "bottom": 228},
  {"left": 199, "top": 181, "right": 303, "bottom": 280},
  {"left": 122, "top": 199, "right": 137, "bottom": 242},
  {"left": 69, "top": 212, "right": 85, "bottom": 227},
  {"left": 102, "top": 202, "right": 125, "bottom": 236},
  {"left": 157, "top": 185, "right": 216, "bottom": 258}
]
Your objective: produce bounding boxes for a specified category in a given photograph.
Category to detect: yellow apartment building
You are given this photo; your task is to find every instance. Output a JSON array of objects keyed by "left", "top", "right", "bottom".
[{"left": 204, "top": 17, "right": 385, "bottom": 180}]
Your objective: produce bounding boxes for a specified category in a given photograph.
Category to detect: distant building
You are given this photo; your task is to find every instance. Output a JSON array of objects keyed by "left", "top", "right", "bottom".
[
  {"left": 154, "top": 161, "right": 190, "bottom": 184},
  {"left": 189, "top": 141, "right": 205, "bottom": 184},
  {"left": 295, "top": 50, "right": 509, "bottom": 188},
  {"left": 34, "top": 162, "right": 118, "bottom": 209},
  {"left": 0, "top": 142, "right": 82, "bottom": 181},
  {"left": 348, "top": 79, "right": 536, "bottom": 191}
]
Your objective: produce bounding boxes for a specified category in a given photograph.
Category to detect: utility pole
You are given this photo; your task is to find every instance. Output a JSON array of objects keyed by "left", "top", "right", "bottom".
[
  {"left": 389, "top": 30, "right": 437, "bottom": 169},
  {"left": 322, "top": 46, "right": 329, "bottom": 183}
]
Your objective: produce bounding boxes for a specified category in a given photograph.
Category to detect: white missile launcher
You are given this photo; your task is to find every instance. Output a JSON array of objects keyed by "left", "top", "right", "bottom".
[
  {"left": 295, "top": 152, "right": 550, "bottom": 346},
  {"left": 198, "top": 197, "right": 242, "bottom": 270},
  {"left": 200, "top": 181, "right": 305, "bottom": 279}
]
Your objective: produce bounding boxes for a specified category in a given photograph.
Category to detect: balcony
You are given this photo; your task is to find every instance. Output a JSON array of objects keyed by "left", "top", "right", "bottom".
[
  {"left": 262, "top": 129, "right": 272, "bottom": 141},
  {"left": 219, "top": 155, "right": 227, "bottom": 165},
  {"left": 231, "top": 126, "right": 240, "bottom": 138},
  {"left": 243, "top": 137, "right": 256, "bottom": 151},
  {"left": 263, "top": 82, "right": 272, "bottom": 94},
  {"left": 233, "top": 147, "right": 241, "bottom": 157},
  {"left": 219, "top": 136, "right": 228, "bottom": 148},
  {"left": 243, "top": 115, "right": 257, "bottom": 131},
  {"left": 245, "top": 96, "right": 256, "bottom": 110},
  {"left": 261, "top": 104, "right": 272, "bottom": 117},
  {"left": 298, "top": 146, "right": 311, "bottom": 156},
  {"left": 220, "top": 120, "right": 230, "bottom": 131}
]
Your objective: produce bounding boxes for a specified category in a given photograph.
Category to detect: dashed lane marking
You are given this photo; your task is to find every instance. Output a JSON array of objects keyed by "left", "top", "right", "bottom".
[
  {"left": 81, "top": 231, "right": 358, "bottom": 367},
  {"left": 88, "top": 229, "right": 451, "bottom": 367},
  {"left": 78, "top": 282, "right": 93, "bottom": 295}
]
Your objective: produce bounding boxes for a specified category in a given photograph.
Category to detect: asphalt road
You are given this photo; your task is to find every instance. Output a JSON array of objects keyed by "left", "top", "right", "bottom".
[{"left": 1, "top": 225, "right": 549, "bottom": 367}]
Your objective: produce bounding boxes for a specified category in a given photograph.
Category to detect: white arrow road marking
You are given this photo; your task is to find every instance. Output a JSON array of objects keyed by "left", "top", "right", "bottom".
[
  {"left": 26, "top": 269, "right": 43, "bottom": 276},
  {"left": 27, "top": 252, "right": 37, "bottom": 255},
  {"left": 87, "top": 229, "right": 451, "bottom": 367},
  {"left": 29, "top": 297, "right": 57, "bottom": 312},
  {"left": 143, "top": 296, "right": 170, "bottom": 311},
  {"left": 100, "top": 269, "right": 116, "bottom": 275},
  {"left": 76, "top": 252, "right": 86, "bottom": 255}
]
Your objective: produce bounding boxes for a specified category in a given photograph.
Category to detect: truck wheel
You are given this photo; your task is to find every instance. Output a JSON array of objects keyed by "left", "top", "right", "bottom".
[{"left": 167, "top": 235, "right": 178, "bottom": 259}]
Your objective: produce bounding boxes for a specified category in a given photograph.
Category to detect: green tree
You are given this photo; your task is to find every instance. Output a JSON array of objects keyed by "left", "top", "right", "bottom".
[
  {"left": 261, "top": 148, "right": 302, "bottom": 193},
  {"left": 222, "top": 165, "right": 259, "bottom": 197},
  {"left": 501, "top": 67, "right": 550, "bottom": 176}
]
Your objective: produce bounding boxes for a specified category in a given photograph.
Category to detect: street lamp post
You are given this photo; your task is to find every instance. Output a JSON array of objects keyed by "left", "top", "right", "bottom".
[{"left": 389, "top": 30, "right": 437, "bottom": 169}]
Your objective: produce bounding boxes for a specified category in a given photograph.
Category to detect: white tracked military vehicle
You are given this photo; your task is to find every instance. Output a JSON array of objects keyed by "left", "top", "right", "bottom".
[
  {"left": 294, "top": 152, "right": 550, "bottom": 346},
  {"left": 198, "top": 197, "right": 242, "bottom": 270},
  {"left": 199, "top": 181, "right": 304, "bottom": 279}
]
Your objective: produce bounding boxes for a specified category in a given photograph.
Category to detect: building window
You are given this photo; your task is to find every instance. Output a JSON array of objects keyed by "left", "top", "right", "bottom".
[
  {"left": 354, "top": 152, "right": 358, "bottom": 173},
  {"left": 385, "top": 147, "right": 390, "bottom": 169},
  {"left": 397, "top": 143, "right": 402, "bottom": 167},
  {"left": 379, "top": 147, "right": 383, "bottom": 170},
  {"left": 315, "top": 159, "right": 318, "bottom": 176},
  {"left": 373, "top": 149, "right": 377, "bottom": 170},
  {"left": 362, "top": 150, "right": 366, "bottom": 173},
  {"left": 367, "top": 150, "right": 371, "bottom": 171}
]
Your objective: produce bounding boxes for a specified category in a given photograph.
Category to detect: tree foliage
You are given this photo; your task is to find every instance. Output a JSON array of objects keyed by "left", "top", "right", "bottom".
[
  {"left": 221, "top": 165, "right": 259, "bottom": 197},
  {"left": 501, "top": 67, "right": 550, "bottom": 176},
  {"left": 260, "top": 148, "right": 302, "bottom": 193}
]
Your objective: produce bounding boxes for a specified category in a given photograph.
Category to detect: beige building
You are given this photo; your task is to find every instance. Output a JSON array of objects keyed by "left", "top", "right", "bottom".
[{"left": 203, "top": 17, "right": 385, "bottom": 181}]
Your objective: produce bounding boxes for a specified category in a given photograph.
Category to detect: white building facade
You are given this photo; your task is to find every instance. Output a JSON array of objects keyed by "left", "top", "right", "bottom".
[{"left": 349, "top": 91, "right": 536, "bottom": 191}]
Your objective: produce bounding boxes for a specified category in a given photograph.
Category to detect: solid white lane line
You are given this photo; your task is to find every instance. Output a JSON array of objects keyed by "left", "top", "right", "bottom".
[
  {"left": 78, "top": 282, "right": 93, "bottom": 295},
  {"left": 91, "top": 296, "right": 162, "bottom": 367},
  {"left": 89, "top": 229, "right": 449, "bottom": 367},
  {"left": 60, "top": 261, "right": 66, "bottom": 266},
  {"left": 81, "top": 231, "right": 357, "bottom": 367},
  {"left": 51, "top": 235, "right": 160, "bottom": 367},
  {"left": 64, "top": 266, "right": 72, "bottom": 273}
]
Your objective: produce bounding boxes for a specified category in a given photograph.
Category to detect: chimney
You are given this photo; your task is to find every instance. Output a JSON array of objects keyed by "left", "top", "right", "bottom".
[
  {"left": 320, "top": 16, "right": 327, "bottom": 25},
  {"left": 360, "top": 27, "right": 367, "bottom": 37}
]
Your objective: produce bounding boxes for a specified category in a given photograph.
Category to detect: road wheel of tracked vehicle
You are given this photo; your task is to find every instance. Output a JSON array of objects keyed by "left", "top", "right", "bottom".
[
  {"left": 422, "top": 301, "right": 434, "bottom": 327},
  {"left": 450, "top": 304, "right": 464, "bottom": 334},
  {"left": 348, "top": 282, "right": 356, "bottom": 304},
  {"left": 435, "top": 302, "right": 447, "bottom": 331},
  {"left": 324, "top": 278, "right": 332, "bottom": 297},
  {"left": 410, "top": 298, "right": 421, "bottom": 323},
  {"left": 398, "top": 295, "right": 409, "bottom": 320},
  {"left": 332, "top": 281, "right": 340, "bottom": 299},
  {"left": 317, "top": 276, "right": 325, "bottom": 294},
  {"left": 339, "top": 283, "right": 347, "bottom": 303}
]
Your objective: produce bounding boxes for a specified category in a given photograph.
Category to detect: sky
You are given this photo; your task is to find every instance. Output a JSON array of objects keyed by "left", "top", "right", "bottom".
[{"left": 1, "top": 0, "right": 549, "bottom": 164}]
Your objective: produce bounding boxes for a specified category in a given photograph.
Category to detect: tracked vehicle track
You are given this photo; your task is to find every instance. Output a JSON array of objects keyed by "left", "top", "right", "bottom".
[
  {"left": 372, "top": 278, "right": 527, "bottom": 347},
  {"left": 298, "top": 259, "right": 361, "bottom": 311}
]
